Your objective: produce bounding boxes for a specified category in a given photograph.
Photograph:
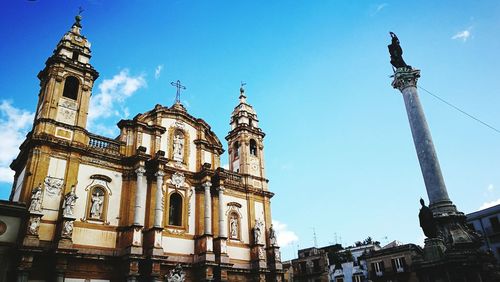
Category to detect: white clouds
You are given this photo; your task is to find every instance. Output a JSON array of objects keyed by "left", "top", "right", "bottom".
[
  {"left": 371, "top": 3, "right": 388, "bottom": 16},
  {"left": 375, "top": 3, "right": 388, "bottom": 13},
  {"left": 272, "top": 220, "right": 299, "bottom": 247},
  {"left": 452, "top": 28, "right": 472, "bottom": 42},
  {"left": 487, "top": 184, "right": 494, "bottom": 192},
  {"left": 154, "top": 65, "right": 164, "bottom": 80},
  {"left": 480, "top": 198, "right": 500, "bottom": 210},
  {"left": 88, "top": 69, "right": 146, "bottom": 136},
  {"left": 0, "top": 101, "right": 34, "bottom": 183}
]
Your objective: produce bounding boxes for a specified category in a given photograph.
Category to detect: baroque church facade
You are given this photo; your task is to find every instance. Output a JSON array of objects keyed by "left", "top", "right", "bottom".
[{"left": 5, "top": 15, "right": 283, "bottom": 281}]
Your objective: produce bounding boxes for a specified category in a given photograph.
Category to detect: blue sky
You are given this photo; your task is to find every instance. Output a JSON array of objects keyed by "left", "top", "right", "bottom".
[{"left": 1, "top": 1, "right": 500, "bottom": 260}]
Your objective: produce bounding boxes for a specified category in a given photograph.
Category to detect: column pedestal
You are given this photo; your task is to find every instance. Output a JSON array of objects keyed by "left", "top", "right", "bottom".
[
  {"left": 57, "top": 215, "right": 76, "bottom": 249},
  {"left": 251, "top": 244, "right": 267, "bottom": 269},
  {"left": 144, "top": 227, "right": 164, "bottom": 256},
  {"left": 214, "top": 237, "right": 231, "bottom": 281},
  {"left": 195, "top": 234, "right": 215, "bottom": 263},
  {"left": 123, "top": 225, "right": 144, "bottom": 255},
  {"left": 23, "top": 211, "right": 43, "bottom": 247},
  {"left": 266, "top": 245, "right": 283, "bottom": 282}
]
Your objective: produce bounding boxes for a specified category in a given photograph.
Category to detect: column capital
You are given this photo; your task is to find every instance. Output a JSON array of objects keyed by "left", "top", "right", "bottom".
[
  {"left": 135, "top": 166, "right": 146, "bottom": 176},
  {"left": 202, "top": 181, "right": 212, "bottom": 189},
  {"left": 217, "top": 186, "right": 225, "bottom": 192},
  {"left": 155, "top": 170, "right": 165, "bottom": 177},
  {"left": 391, "top": 67, "right": 420, "bottom": 91}
]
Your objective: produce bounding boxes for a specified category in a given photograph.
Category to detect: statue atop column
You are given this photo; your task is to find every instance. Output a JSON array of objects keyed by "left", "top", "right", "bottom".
[
  {"left": 388, "top": 32, "right": 410, "bottom": 69},
  {"left": 62, "top": 185, "right": 78, "bottom": 217},
  {"left": 254, "top": 219, "right": 263, "bottom": 245},
  {"left": 269, "top": 224, "right": 278, "bottom": 246},
  {"left": 29, "top": 183, "right": 43, "bottom": 213},
  {"left": 419, "top": 198, "right": 438, "bottom": 238}
]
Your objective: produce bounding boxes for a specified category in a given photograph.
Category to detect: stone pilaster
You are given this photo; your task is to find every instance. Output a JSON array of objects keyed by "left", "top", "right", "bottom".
[
  {"left": 267, "top": 245, "right": 284, "bottom": 282},
  {"left": 392, "top": 67, "right": 455, "bottom": 214}
]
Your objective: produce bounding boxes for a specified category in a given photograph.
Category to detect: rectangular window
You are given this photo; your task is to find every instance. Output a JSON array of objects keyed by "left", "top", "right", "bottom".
[
  {"left": 490, "top": 216, "right": 500, "bottom": 233},
  {"left": 313, "top": 259, "right": 321, "bottom": 272},
  {"left": 353, "top": 275, "right": 363, "bottom": 282},
  {"left": 374, "top": 261, "right": 384, "bottom": 276},
  {"left": 300, "top": 262, "right": 307, "bottom": 273},
  {"left": 392, "top": 257, "right": 406, "bottom": 273}
]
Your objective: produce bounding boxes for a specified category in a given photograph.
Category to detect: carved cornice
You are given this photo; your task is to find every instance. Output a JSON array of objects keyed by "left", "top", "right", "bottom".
[
  {"left": 391, "top": 67, "right": 421, "bottom": 91},
  {"left": 225, "top": 124, "right": 266, "bottom": 141}
]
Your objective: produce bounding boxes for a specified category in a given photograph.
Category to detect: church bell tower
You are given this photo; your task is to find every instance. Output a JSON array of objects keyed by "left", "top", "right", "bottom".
[
  {"left": 226, "top": 86, "right": 267, "bottom": 187},
  {"left": 33, "top": 14, "right": 99, "bottom": 144}
]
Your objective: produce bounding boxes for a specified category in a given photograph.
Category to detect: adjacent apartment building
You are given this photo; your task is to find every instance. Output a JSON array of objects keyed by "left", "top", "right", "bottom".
[
  {"left": 467, "top": 203, "right": 500, "bottom": 263},
  {"left": 362, "top": 241, "right": 422, "bottom": 282}
]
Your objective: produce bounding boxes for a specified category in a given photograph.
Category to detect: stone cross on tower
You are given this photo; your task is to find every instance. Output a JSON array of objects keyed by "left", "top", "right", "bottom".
[{"left": 170, "top": 80, "right": 186, "bottom": 104}]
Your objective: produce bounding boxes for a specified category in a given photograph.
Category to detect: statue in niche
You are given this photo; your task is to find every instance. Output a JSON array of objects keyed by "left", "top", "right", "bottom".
[
  {"left": 388, "top": 32, "right": 410, "bottom": 69},
  {"left": 165, "top": 263, "right": 185, "bottom": 282},
  {"left": 269, "top": 224, "right": 278, "bottom": 246},
  {"left": 62, "top": 185, "right": 78, "bottom": 217},
  {"left": 29, "top": 184, "right": 43, "bottom": 213},
  {"left": 90, "top": 189, "right": 104, "bottom": 219},
  {"left": 419, "top": 198, "right": 438, "bottom": 238},
  {"left": 173, "top": 131, "right": 184, "bottom": 162},
  {"left": 254, "top": 219, "right": 263, "bottom": 245},
  {"left": 230, "top": 214, "right": 238, "bottom": 239}
]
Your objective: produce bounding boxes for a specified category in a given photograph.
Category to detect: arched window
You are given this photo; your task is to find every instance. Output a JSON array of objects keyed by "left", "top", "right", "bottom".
[
  {"left": 168, "top": 193, "right": 183, "bottom": 226},
  {"left": 62, "top": 76, "right": 79, "bottom": 100},
  {"left": 87, "top": 186, "right": 106, "bottom": 221},
  {"left": 229, "top": 212, "right": 240, "bottom": 240},
  {"left": 250, "top": 139, "right": 257, "bottom": 156},
  {"left": 233, "top": 141, "right": 240, "bottom": 159}
]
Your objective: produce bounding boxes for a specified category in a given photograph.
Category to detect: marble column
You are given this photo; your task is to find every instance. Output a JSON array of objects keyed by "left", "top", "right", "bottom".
[
  {"left": 133, "top": 166, "right": 147, "bottom": 226},
  {"left": 392, "top": 68, "right": 455, "bottom": 213},
  {"left": 203, "top": 181, "right": 212, "bottom": 234},
  {"left": 218, "top": 186, "right": 226, "bottom": 237},
  {"left": 154, "top": 171, "right": 165, "bottom": 227}
]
